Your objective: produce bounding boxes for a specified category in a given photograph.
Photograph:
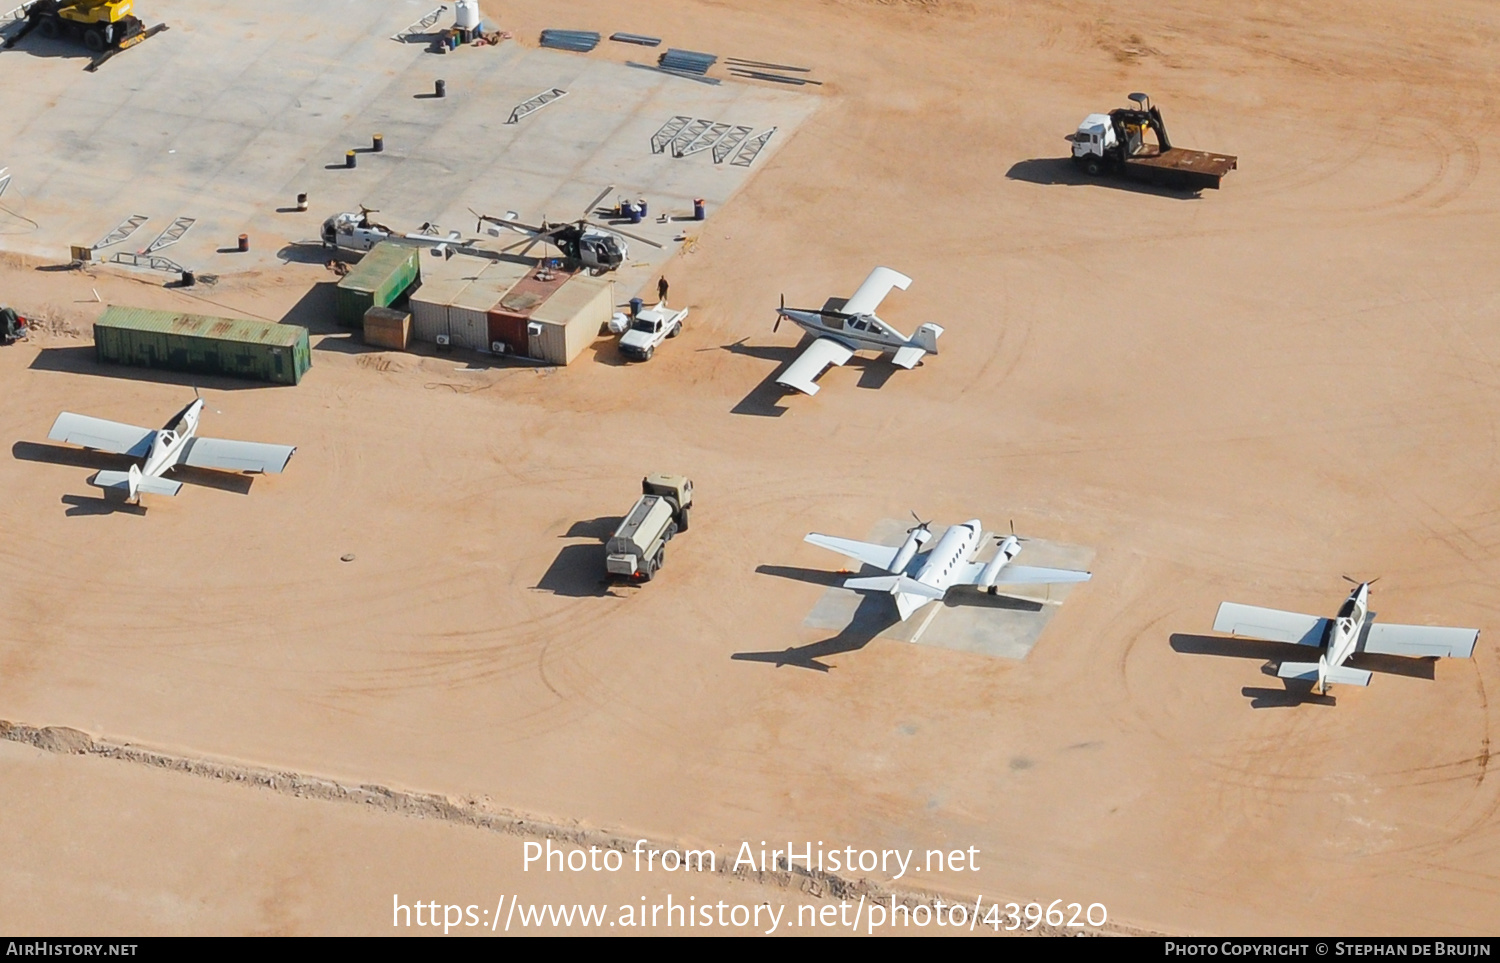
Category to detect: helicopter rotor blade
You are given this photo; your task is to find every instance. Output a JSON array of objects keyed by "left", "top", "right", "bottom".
[
  {"left": 583, "top": 185, "right": 614, "bottom": 218},
  {"left": 585, "top": 219, "right": 664, "bottom": 248}
]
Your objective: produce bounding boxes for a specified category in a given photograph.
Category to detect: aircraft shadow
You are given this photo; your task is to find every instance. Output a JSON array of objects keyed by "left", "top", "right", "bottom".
[
  {"left": 62, "top": 493, "right": 146, "bottom": 517},
  {"left": 15, "top": 442, "right": 255, "bottom": 495},
  {"left": 28, "top": 347, "right": 269, "bottom": 391},
  {"left": 1005, "top": 158, "right": 1202, "bottom": 199},
  {"left": 534, "top": 543, "right": 619, "bottom": 598},
  {"left": 1241, "top": 684, "right": 1337, "bottom": 709},
  {"left": 945, "top": 588, "right": 1044, "bottom": 612},
  {"left": 732, "top": 599, "right": 899, "bottom": 672},
  {"left": 754, "top": 563, "right": 846, "bottom": 588},
  {"left": 1171, "top": 633, "right": 1437, "bottom": 682},
  {"left": 276, "top": 243, "right": 342, "bottom": 265},
  {"left": 723, "top": 338, "right": 799, "bottom": 417}
]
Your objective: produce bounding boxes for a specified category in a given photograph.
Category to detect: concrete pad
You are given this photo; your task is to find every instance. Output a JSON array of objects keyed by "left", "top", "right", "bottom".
[
  {"left": 0, "top": 0, "right": 816, "bottom": 295},
  {"left": 803, "top": 518, "right": 1094, "bottom": 660}
]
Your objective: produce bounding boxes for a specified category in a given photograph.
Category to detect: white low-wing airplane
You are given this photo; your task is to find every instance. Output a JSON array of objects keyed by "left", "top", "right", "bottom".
[
  {"left": 47, "top": 397, "right": 295, "bottom": 503},
  {"left": 1213, "top": 580, "right": 1479, "bottom": 694},
  {"left": 774, "top": 266, "right": 944, "bottom": 396},
  {"left": 805, "top": 517, "right": 1092, "bottom": 621}
]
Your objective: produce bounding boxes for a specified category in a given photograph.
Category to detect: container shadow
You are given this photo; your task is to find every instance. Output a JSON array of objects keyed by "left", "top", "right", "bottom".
[
  {"left": 28, "top": 346, "right": 268, "bottom": 390},
  {"left": 535, "top": 543, "right": 619, "bottom": 598},
  {"left": 1005, "top": 158, "right": 1201, "bottom": 199},
  {"left": 279, "top": 281, "right": 341, "bottom": 332}
]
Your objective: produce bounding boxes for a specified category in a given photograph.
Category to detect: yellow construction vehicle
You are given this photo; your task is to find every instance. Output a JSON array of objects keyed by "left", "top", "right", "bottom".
[{"left": 15, "top": 1, "right": 146, "bottom": 53}]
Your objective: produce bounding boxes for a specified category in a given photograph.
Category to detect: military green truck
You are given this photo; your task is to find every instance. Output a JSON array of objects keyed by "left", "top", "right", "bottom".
[{"left": 605, "top": 473, "right": 693, "bottom": 582}]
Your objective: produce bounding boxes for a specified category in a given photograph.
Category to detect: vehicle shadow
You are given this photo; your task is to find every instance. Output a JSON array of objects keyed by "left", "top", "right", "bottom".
[
  {"left": 535, "top": 543, "right": 621, "bottom": 598},
  {"left": 1005, "top": 158, "right": 1202, "bottom": 199},
  {"left": 28, "top": 347, "right": 269, "bottom": 391},
  {"left": 565, "top": 516, "right": 623, "bottom": 540}
]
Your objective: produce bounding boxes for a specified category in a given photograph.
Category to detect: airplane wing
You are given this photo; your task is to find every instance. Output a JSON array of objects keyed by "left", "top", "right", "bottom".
[
  {"left": 777, "top": 337, "right": 855, "bottom": 396},
  {"left": 47, "top": 413, "right": 154, "bottom": 457},
  {"left": 891, "top": 345, "right": 925, "bottom": 370},
  {"left": 1213, "top": 602, "right": 1328, "bottom": 646},
  {"left": 179, "top": 437, "right": 296, "bottom": 474},
  {"left": 842, "top": 267, "right": 912, "bottom": 316},
  {"left": 973, "top": 563, "right": 1091, "bottom": 586},
  {"left": 1361, "top": 622, "right": 1478, "bottom": 659},
  {"left": 804, "top": 533, "right": 900, "bottom": 572}
]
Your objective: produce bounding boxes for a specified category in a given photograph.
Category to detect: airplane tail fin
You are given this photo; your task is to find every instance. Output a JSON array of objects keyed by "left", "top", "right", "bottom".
[
  {"left": 90, "top": 466, "right": 182, "bottom": 500},
  {"left": 910, "top": 323, "right": 944, "bottom": 355},
  {"left": 1277, "top": 661, "right": 1372, "bottom": 689},
  {"left": 843, "top": 575, "right": 946, "bottom": 600}
]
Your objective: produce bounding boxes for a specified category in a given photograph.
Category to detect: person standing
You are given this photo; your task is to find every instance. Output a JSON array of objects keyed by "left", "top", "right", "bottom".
[{"left": 657, "top": 276, "right": 669, "bottom": 306}]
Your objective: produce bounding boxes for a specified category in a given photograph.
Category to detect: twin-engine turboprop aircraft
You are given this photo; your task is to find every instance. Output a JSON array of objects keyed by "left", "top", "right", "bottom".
[
  {"left": 805, "top": 516, "right": 1092, "bottom": 621},
  {"left": 1212, "top": 580, "right": 1479, "bottom": 694},
  {"left": 47, "top": 396, "right": 295, "bottom": 503},
  {"left": 773, "top": 267, "right": 944, "bottom": 396}
]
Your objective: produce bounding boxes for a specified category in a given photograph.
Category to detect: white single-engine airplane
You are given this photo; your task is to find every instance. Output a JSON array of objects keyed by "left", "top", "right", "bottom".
[
  {"left": 805, "top": 516, "right": 1092, "bottom": 621},
  {"left": 47, "top": 396, "right": 295, "bottom": 503},
  {"left": 773, "top": 267, "right": 944, "bottom": 396},
  {"left": 1213, "top": 580, "right": 1479, "bottom": 694}
]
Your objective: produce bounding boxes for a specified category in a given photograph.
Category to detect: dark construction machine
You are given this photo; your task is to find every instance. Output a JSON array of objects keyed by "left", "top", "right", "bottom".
[{"left": 1070, "top": 93, "right": 1237, "bottom": 191}]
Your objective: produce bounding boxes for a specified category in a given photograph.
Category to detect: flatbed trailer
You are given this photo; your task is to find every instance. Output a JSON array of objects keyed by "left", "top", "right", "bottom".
[{"left": 1123, "top": 147, "right": 1238, "bottom": 191}]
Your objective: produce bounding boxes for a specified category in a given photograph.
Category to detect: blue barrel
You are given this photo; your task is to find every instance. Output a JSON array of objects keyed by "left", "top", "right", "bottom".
[
  {"left": 629, "top": 297, "right": 644, "bottom": 316},
  {"left": 693, "top": 198, "right": 706, "bottom": 221},
  {"left": 637, "top": 198, "right": 648, "bottom": 218},
  {"left": 629, "top": 204, "right": 642, "bottom": 224}
]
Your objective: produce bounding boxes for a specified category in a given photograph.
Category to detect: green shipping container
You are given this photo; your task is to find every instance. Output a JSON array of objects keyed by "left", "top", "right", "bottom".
[
  {"left": 94, "top": 306, "right": 312, "bottom": 386},
  {"left": 336, "top": 240, "right": 421, "bottom": 327}
]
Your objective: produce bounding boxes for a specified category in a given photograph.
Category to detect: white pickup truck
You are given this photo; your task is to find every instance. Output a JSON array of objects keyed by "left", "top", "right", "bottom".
[{"left": 617, "top": 303, "right": 687, "bottom": 361}]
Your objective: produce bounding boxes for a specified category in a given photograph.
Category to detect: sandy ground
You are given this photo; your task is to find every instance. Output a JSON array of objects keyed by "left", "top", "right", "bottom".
[{"left": 3, "top": 0, "right": 1500, "bottom": 936}]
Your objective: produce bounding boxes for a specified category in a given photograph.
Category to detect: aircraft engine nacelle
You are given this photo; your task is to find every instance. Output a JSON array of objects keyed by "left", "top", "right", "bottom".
[
  {"left": 978, "top": 535, "right": 1023, "bottom": 591},
  {"left": 889, "top": 527, "right": 931, "bottom": 574}
]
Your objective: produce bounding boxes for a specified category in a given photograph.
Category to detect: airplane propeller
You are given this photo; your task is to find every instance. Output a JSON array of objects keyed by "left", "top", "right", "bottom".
[
  {"left": 995, "top": 519, "right": 1029, "bottom": 543},
  {"left": 908, "top": 511, "right": 933, "bottom": 535},
  {"left": 774, "top": 294, "right": 784, "bottom": 332},
  {"left": 1342, "top": 575, "right": 1380, "bottom": 586}
]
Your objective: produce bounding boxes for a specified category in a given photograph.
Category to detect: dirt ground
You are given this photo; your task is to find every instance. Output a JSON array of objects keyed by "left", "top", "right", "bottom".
[{"left": 3, "top": 0, "right": 1499, "bottom": 936}]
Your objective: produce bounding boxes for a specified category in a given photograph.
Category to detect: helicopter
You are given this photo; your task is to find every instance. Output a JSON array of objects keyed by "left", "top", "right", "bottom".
[
  {"left": 471, "top": 186, "right": 663, "bottom": 273},
  {"left": 320, "top": 205, "right": 486, "bottom": 259}
]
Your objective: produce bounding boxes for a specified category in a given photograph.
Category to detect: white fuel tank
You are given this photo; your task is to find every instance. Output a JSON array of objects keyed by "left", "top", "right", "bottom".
[{"left": 454, "top": 0, "right": 481, "bottom": 30}]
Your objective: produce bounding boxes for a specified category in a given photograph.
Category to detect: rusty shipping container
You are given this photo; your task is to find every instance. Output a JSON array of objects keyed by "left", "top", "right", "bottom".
[
  {"left": 336, "top": 241, "right": 421, "bottom": 327},
  {"left": 363, "top": 305, "right": 411, "bottom": 350},
  {"left": 93, "top": 306, "right": 311, "bottom": 385}
]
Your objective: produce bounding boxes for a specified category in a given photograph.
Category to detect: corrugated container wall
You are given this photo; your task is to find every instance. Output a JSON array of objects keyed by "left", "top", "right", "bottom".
[
  {"left": 336, "top": 241, "right": 421, "bottom": 326},
  {"left": 409, "top": 275, "right": 472, "bottom": 344},
  {"left": 447, "top": 261, "right": 529, "bottom": 352},
  {"left": 363, "top": 306, "right": 411, "bottom": 350},
  {"left": 93, "top": 306, "right": 311, "bottom": 385},
  {"left": 528, "top": 276, "right": 613, "bottom": 364}
]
